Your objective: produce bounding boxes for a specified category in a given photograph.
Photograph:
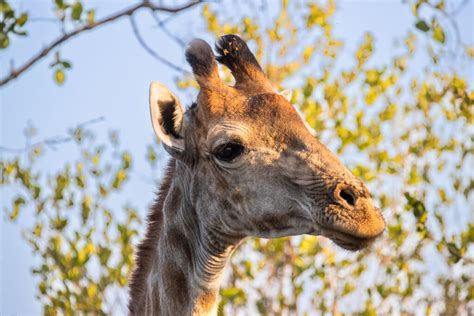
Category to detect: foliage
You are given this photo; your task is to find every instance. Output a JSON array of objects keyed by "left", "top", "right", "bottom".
[
  {"left": 1, "top": 0, "right": 473, "bottom": 315},
  {"left": 1, "top": 127, "right": 141, "bottom": 315},
  {"left": 0, "top": 0, "right": 28, "bottom": 48},
  {"left": 0, "top": 0, "right": 95, "bottom": 84}
]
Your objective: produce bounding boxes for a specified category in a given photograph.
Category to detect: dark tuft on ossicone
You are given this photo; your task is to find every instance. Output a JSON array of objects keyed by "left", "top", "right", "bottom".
[
  {"left": 215, "top": 34, "right": 263, "bottom": 76},
  {"left": 185, "top": 39, "right": 217, "bottom": 77}
]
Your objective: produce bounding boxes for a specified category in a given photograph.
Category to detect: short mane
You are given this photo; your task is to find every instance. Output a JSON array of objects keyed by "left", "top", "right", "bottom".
[{"left": 128, "top": 158, "right": 176, "bottom": 314}]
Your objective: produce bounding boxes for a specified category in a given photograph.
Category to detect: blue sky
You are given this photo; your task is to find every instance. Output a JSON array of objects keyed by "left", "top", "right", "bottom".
[{"left": 1, "top": 1, "right": 472, "bottom": 315}]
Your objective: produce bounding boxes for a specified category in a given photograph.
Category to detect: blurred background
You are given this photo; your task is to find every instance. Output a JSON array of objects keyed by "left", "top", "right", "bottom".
[{"left": 0, "top": 0, "right": 473, "bottom": 315}]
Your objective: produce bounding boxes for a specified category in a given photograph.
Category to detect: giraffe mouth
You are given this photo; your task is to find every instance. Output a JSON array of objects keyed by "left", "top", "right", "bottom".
[{"left": 319, "top": 226, "right": 382, "bottom": 251}]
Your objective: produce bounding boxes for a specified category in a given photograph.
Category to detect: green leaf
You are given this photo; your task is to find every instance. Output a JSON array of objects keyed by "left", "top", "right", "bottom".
[
  {"left": 55, "top": 0, "right": 65, "bottom": 9},
  {"left": 16, "top": 13, "right": 28, "bottom": 26},
  {"left": 71, "top": 2, "right": 83, "bottom": 21},
  {"left": 112, "top": 169, "right": 127, "bottom": 189},
  {"left": 0, "top": 33, "right": 9, "bottom": 49},
  {"left": 436, "top": 1, "right": 445, "bottom": 10},
  {"left": 81, "top": 195, "right": 92, "bottom": 223},
  {"left": 122, "top": 152, "right": 132, "bottom": 169},
  {"left": 342, "top": 282, "right": 355, "bottom": 296},
  {"left": 0, "top": 2, "right": 13, "bottom": 14},
  {"left": 415, "top": 20, "right": 430, "bottom": 32},
  {"left": 447, "top": 242, "right": 463, "bottom": 263},
  {"left": 61, "top": 61, "right": 72, "bottom": 69},
  {"left": 53, "top": 217, "right": 68, "bottom": 231},
  {"left": 146, "top": 145, "right": 157, "bottom": 164},
  {"left": 10, "top": 196, "right": 26, "bottom": 221}
]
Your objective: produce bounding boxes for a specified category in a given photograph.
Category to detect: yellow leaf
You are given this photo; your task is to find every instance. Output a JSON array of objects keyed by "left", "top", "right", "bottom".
[
  {"left": 87, "top": 10, "right": 95, "bottom": 26},
  {"left": 302, "top": 46, "right": 314, "bottom": 63},
  {"left": 54, "top": 69, "right": 65, "bottom": 85},
  {"left": 365, "top": 88, "right": 378, "bottom": 105}
]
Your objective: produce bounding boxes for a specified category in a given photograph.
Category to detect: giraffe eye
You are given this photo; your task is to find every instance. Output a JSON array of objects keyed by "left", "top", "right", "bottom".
[{"left": 214, "top": 143, "right": 245, "bottom": 162}]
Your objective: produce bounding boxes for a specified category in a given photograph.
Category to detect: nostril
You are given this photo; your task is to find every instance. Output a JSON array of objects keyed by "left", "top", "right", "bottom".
[{"left": 339, "top": 188, "right": 356, "bottom": 207}]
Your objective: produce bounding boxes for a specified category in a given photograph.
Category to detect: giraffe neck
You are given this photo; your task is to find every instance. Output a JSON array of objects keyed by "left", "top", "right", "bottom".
[{"left": 143, "top": 160, "right": 241, "bottom": 315}]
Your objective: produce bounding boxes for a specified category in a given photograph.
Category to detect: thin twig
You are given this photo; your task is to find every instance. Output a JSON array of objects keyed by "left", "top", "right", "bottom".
[
  {"left": 129, "top": 15, "right": 188, "bottom": 73},
  {"left": 28, "top": 17, "right": 60, "bottom": 24},
  {"left": 0, "top": 0, "right": 202, "bottom": 87},
  {"left": 0, "top": 117, "right": 105, "bottom": 153},
  {"left": 451, "top": 0, "right": 469, "bottom": 16},
  {"left": 150, "top": 11, "right": 186, "bottom": 48}
]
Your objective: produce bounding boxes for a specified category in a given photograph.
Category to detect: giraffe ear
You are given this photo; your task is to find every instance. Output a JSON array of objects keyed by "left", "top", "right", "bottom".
[
  {"left": 149, "top": 81, "right": 185, "bottom": 155},
  {"left": 279, "top": 89, "right": 292, "bottom": 102}
]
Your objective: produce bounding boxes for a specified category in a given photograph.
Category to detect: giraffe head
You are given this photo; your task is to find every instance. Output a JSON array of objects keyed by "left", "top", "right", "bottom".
[{"left": 149, "top": 35, "right": 385, "bottom": 251}]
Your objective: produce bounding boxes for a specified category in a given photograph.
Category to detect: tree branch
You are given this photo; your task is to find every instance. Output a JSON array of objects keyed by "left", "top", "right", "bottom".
[
  {"left": 129, "top": 15, "right": 188, "bottom": 73},
  {"left": 151, "top": 11, "right": 186, "bottom": 48},
  {"left": 0, "top": 0, "right": 202, "bottom": 87}
]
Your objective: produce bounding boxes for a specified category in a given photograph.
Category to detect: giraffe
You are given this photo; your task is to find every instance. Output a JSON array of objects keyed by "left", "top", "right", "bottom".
[{"left": 128, "top": 34, "right": 385, "bottom": 315}]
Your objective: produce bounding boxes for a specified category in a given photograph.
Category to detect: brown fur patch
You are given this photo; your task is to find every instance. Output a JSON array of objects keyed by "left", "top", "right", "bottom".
[{"left": 195, "top": 290, "right": 218, "bottom": 312}]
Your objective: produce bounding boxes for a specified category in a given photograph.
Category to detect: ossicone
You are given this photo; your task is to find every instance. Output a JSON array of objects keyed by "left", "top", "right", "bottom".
[
  {"left": 185, "top": 35, "right": 273, "bottom": 93},
  {"left": 215, "top": 34, "right": 272, "bottom": 91},
  {"left": 185, "top": 39, "right": 220, "bottom": 87}
]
